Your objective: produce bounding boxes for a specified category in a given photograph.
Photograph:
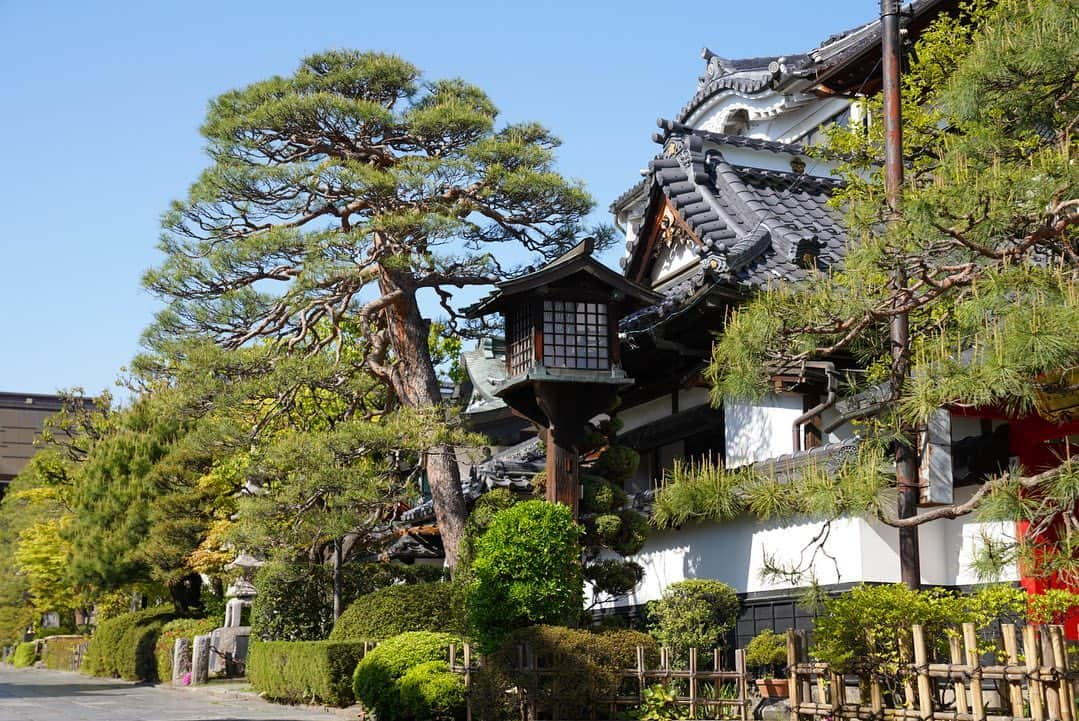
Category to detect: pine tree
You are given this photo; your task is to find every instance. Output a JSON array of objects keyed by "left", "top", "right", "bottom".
[
  {"left": 143, "top": 51, "right": 600, "bottom": 569},
  {"left": 655, "top": 0, "right": 1079, "bottom": 583}
]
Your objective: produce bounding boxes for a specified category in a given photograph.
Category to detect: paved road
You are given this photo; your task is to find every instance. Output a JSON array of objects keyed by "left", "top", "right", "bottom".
[{"left": 0, "top": 666, "right": 355, "bottom": 721}]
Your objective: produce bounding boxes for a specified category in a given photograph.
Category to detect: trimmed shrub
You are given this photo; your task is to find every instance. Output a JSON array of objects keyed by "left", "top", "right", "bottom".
[
  {"left": 744, "top": 630, "right": 787, "bottom": 678},
  {"left": 12, "top": 642, "right": 37, "bottom": 668},
  {"left": 468, "top": 500, "right": 583, "bottom": 651},
  {"left": 253, "top": 560, "right": 444, "bottom": 641},
  {"left": 248, "top": 639, "right": 368, "bottom": 707},
  {"left": 471, "top": 625, "right": 659, "bottom": 720},
  {"left": 330, "top": 581, "right": 460, "bottom": 641},
  {"left": 352, "top": 631, "right": 460, "bottom": 721},
  {"left": 40, "top": 636, "right": 87, "bottom": 671},
  {"left": 154, "top": 617, "right": 219, "bottom": 681},
  {"left": 82, "top": 606, "right": 177, "bottom": 681},
  {"left": 398, "top": 660, "right": 466, "bottom": 721},
  {"left": 647, "top": 579, "right": 740, "bottom": 660}
]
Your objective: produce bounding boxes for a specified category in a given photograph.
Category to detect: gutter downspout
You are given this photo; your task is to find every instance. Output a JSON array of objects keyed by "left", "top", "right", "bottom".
[{"left": 791, "top": 361, "right": 838, "bottom": 453}]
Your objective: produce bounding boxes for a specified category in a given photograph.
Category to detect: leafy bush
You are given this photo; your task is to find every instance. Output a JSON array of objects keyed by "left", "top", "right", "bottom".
[
  {"left": 12, "top": 641, "right": 37, "bottom": 668},
  {"left": 468, "top": 500, "right": 583, "bottom": 651},
  {"left": 591, "top": 445, "right": 640, "bottom": 483},
  {"left": 744, "top": 630, "right": 787, "bottom": 678},
  {"left": 252, "top": 560, "right": 444, "bottom": 641},
  {"left": 398, "top": 660, "right": 466, "bottom": 721},
  {"left": 40, "top": 636, "right": 87, "bottom": 671},
  {"left": 247, "top": 639, "right": 368, "bottom": 707},
  {"left": 813, "top": 583, "right": 1026, "bottom": 677},
  {"left": 471, "top": 625, "right": 659, "bottom": 720},
  {"left": 330, "top": 581, "right": 461, "bottom": 641},
  {"left": 352, "top": 631, "right": 460, "bottom": 721},
  {"left": 82, "top": 606, "right": 177, "bottom": 681},
  {"left": 154, "top": 617, "right": 219, "bottom": 681},
  {"left": 582, "top": 474, "right": 628, "bottom": 514},
  {"left": 647, "top": 580, "right": 740, "bottom": 660}
]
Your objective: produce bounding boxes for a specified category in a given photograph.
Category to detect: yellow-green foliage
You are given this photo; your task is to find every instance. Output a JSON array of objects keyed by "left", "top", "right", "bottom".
[
  {"left": 248, "top": 640, "right": 368, "bottom": 707},
  {"left": 40, "top": 635, "right": 87, "bottom": 671},
  {"left": 329, "top": 582, "right": 459, "bottom": 641},
  {"left": 12, "top": 642, "right": 37, "bottom": 668},
  {"left": 82, "top": 606, "right": 176, "bottom": 681},
  {"left": 397, "top": 660, "right": 466, "bottom": 721},
  {"left": 154, "top": 618, "right": 219, "bottom": 681}
]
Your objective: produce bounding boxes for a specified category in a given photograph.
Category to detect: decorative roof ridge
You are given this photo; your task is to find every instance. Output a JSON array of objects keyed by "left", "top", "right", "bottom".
[
  {"left": 609, "top": 177, "right": 650, "bottom": 214},
  {"left": 655, "top": 118, "right": 809, "bottom": 156}
]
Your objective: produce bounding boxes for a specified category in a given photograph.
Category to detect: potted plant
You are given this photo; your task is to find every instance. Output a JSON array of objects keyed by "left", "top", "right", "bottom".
[{"left": 745, "top": 629, "right": 789, "bottom": 698}]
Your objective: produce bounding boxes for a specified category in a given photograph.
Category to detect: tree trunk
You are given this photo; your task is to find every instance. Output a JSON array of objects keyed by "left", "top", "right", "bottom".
[
  {"left": 169, "top": 572, "right": 204, "bottom": 615},
  {"left": 332, "top": 537, "right": 343, "bottom": 621},
  {"left": 377, "top": 264, "right": 467, "bottom": 571}
]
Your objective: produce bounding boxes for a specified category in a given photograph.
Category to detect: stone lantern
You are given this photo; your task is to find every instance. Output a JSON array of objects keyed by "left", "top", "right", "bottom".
[
  {"left": 466, "top": 238, "right": 660, "bottom": 517},
  {"left": 223, "top": 552, "right": 264, "bottom": 628}
]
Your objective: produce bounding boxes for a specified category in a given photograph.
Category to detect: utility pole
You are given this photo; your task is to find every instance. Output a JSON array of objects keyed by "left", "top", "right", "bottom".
[{"left": 881, "top": 0, "right": 921, "bottom": 589}]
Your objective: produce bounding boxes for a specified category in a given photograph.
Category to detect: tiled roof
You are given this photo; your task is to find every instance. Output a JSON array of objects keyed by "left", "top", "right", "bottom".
[{"left": 619, "top": 126, "right": 847, "bottom": 331}]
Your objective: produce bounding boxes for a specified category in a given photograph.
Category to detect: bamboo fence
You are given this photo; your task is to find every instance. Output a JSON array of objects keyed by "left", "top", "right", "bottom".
[
  {"left": 787, "top": 624, "right": 1078, "bottom": 721},
  {"left": 449, "top": 642, "right": 750, "bottom": 721}
]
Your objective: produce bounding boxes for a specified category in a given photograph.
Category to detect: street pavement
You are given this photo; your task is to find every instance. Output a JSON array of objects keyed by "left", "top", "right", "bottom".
[{"left": 0, "top": 666, "right": 355, "bottom": 721}]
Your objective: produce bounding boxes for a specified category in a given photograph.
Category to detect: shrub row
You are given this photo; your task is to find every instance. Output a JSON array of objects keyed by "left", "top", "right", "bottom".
[
  {"left": 248, "top": 640, "right": 368, "bottom": 707},
  {"left": 154, "top": 617, "right": 219, "bottom": 681},
  {"left": 82, "top": 606, "right": 177, "bottom": 681},
  {"left": 40, "top": 636, "right": 87, "bottom": 671},
  {"left": 330, "top": 582, "right": 461, "bottom": 641},
  {"left": 12, "top": 642, "right": 37, "bottom": 668}
]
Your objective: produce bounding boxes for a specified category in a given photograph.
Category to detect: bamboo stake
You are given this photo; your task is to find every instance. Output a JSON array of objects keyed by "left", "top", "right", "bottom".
[
  {"left": 950, "top": 634, "right": 970, "bottom": 715},
  {"left": 789, "top": 630, "right": 802, "bottom": 721},
  {"left": 690, "top": 647, "right": 698, "bottom": 719},
  {"left": 1040, "top": 628, "right": 1061, "bottom": 721},
  {"left": 1024, "top": 624, "right": 1046, "bottom": 721},
  {"left": 463, "top": 643, "right": 472, "bottom": 721},
  {"left": 736, "top": 648, "right": 749, "bottom": 721},
  {"left": 962, "top": 623, "right": 986, "bottom": 721},
  {"left": 1048, "top": 626, "right": 1072, "bottom": 721},
  {"left": 1001, "top": 625, "right": 1024, "bottom": 717},
  {"left": 900, "top": 633, "right": 917, "bottom": 708},
  {"left": 913, "top": 625, "right": 934, "bottom": 721},
  {"left": 798, "top": 631, "right": 813, "bottom": 709}
]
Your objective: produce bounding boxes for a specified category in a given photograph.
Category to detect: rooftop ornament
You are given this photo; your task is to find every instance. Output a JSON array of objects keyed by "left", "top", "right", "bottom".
[{"left": 466, "top": 238, "right": 660, "bottom": 517}]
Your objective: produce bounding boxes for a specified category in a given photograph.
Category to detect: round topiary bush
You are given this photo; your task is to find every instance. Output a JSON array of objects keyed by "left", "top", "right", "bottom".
[
  {"left": 330, "top": 581, "right": 459, "bottom": 641},
  {"left": 647, "top": 579, "right": 740, "bottom": 660},
  {"left": 398, "top": 660, "right": 466, "bottom": 721},
  {"left": 468, "top": 500, "right": 584, "bottom": 652},
  {"left": 352, "top": 631, "right": 461, "bottom": 721}
]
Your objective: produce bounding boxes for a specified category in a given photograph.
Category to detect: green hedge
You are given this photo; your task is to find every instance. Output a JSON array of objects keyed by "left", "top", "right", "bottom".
[
  {"left": 83, "top": 606, "right": 177, "bottom": 681},
  {"left": 154, "top": 617, "right": 219, "bottom": 681},
  {"left": 40, "top": 636, "right": 87, "bottom": 671},
  {"left": 330, "top": 582, "right": 459, "bottom": 641},
  {"left": 471, "top": 625, "right": 659, "bottom": 720},
  {"left": 248, "top": 640, "right": 368, "bottom": 707},
  {"left": 12, "top": 642, "right": 37, "bottom": 668},
  {"left": 353, "top": 631, "right": 461, "bottom": 721}
]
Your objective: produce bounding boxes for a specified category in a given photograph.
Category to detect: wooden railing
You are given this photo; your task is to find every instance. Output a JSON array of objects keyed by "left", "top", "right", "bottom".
[
  {"left": 787, "top": 624, "right": 1078, "bottom": 721},
  {"left": 449, "top": 642, "right": 750, "bottom": 721}
]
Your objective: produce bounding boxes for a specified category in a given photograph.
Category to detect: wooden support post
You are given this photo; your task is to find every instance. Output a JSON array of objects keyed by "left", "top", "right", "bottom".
[
  {"left": 735, "top": 648, "right": 748, "bottom": 721},
  {"left": 788, "top": 630, "right": 801, "bottom": 721},
  {"left": 912, "top": 625, "right": 933, "bottom": 721},
  {"left": 637, "top": 646, "right": 647, "bottom": 701},
  {"left": 1040, "top": 627, "right": 1061, "bottom": 721},
  {"left": 689, "top": 647, "right": 698, "bottom": 719},
  {"left": 831, "top": 671, "right": 845, "bottom": 712},
  {"left": 1049, "top": 626, "right": 1073, "bottom": 721},
  {"left": 949, "top": 634, "right": 970, "bottom": 715},
  {"left": 899, "top": 632, "right": 917, "bottom": 708},
  {"left": 1001, "top": 624, "right": 1024, "bottom": 717},
  {"left": 962, "top": 623, "right": 986, "bottom": 721},
  {"left": 463, "top": 643, "right": 472, "bottom": 721},
  {"left": 1024, "top": 624, "right": 1046, "bottom": 721}
]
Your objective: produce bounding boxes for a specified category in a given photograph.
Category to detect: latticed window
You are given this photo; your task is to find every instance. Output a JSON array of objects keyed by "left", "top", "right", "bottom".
[
  {"left": 542, "top": 300, "right": 609, "bottom": 370},
  {"left": 507, "top": 303, "right": 534, "bottom": 376}
]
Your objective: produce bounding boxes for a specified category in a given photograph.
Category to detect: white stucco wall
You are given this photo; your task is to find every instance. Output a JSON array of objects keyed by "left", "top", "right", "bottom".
[
  {"left": 601, "top": 501, "right": 1018, "bottom": 609},
  {"left": 724, "top": 393, "right": 804, "bottom": 467}
]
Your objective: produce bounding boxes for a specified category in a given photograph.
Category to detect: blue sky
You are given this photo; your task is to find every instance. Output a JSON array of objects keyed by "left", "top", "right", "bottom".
[{"left": 0, "top": 0, "right": 876, "bottom": 396}]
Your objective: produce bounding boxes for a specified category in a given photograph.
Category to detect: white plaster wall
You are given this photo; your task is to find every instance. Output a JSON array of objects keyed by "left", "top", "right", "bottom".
[
  {"left": 724, "top": 393, "right": 804, "bottom": 467},
  {"left": 620, "top": 395, "right": 673, "bottom": 433},
  {"left": 678, "top": 387, "right": 711, "bottom": 411},
  {"left": 602, "top": 499, "right": 1018, "bottom": 609}
]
